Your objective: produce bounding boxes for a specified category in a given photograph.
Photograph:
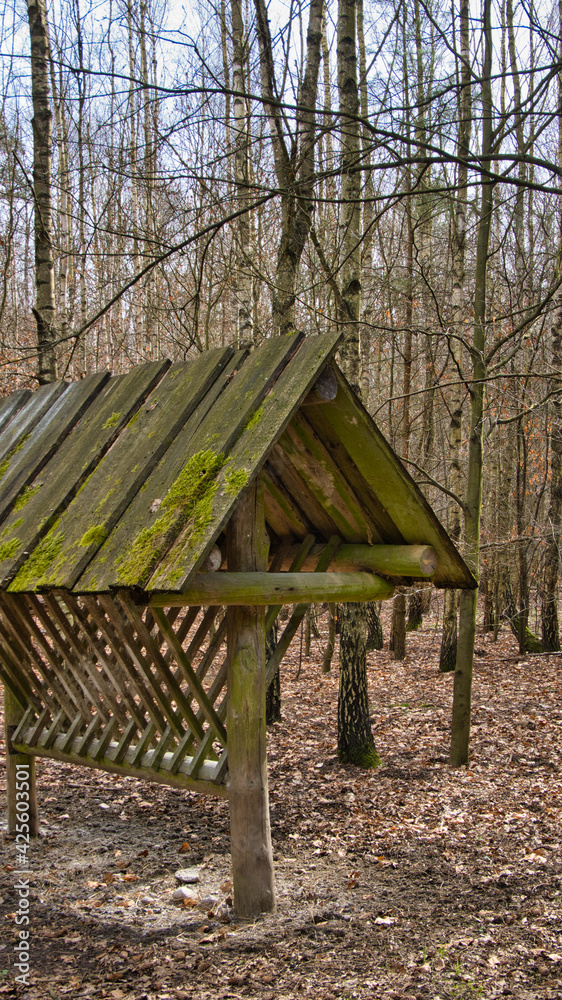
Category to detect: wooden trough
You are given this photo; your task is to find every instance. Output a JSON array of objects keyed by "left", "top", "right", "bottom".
[{"left": 0, "top": 332, "right": 475, "bottom": 915}]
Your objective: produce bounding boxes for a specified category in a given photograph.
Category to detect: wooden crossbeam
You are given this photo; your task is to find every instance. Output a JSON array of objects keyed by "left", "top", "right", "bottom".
[
  {"left": 11, "top": 729, "right": 227, "bottom": 796},
  {"left": 151, "top": 570, "right": 395, "bottom": 607},
  {"left": 270, "top": 542, "right": 438, "bottom": 578}
]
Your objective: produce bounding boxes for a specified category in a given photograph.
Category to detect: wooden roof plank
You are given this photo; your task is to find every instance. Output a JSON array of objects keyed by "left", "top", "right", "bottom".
[
  {"left": 310, "top": 372, "right": 476, "bottom": 589},
  {"left": 299, "top": 407, "right": 404, "bottom": 543},
  {"left": 32, "top": 347, "right": 235, "bottom": 590},
  {"left": 75, "top": 350, "right": 246, "bottom": 592},
  {"left": 0, "top": 390, "right": 32, "bottom": 435},
  {"left": 0, "top": 372, "right": 110, "bottom": 522},
  {"left": 0, "top": 381, "right": 67, "bottom": 467},
  {"left": 148, "top": 331, "right": 341, "bottom": 592},
  {"left": 2, "top": 361, "right": 169, "bottom": 591},
  {"left": 262, "top": 468, "right": 311, "bottom": 538},
  {"left": 77, "top": 333, "right": 306, "bottom": 592},
  {"left": 277, "top": 415, "right": 370, "bottom": 542},
  {"left": 265, "top": 444, "right": 341, "bottom": 538}
]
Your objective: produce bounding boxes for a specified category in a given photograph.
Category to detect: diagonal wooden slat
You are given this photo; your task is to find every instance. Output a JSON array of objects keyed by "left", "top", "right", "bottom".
[
  {"left": 116, "top": 592, "right": 207, "bottom": 743},
  {"left": 151, "top": 607, "right": 227, "bottom": 747},
  {"left": 1, "top": 595, "right": 87, "bottom": 722},
  {"left": 82, "top": 596, "right": 169, "bottom": 736},
  {"left": 98, "top": 595, "right": 188, "bottom": 741},
  {"left": 62, "top": 594, "right": 148, "bottom": 733},
  {"left": 130, "top": 722, "right": 157, "bottom": 767}
]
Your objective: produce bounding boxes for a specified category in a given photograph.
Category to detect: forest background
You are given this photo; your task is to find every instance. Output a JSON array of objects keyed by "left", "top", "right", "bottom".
[{"left": 1, "top": 0, "right": 562, "bottom": 753}]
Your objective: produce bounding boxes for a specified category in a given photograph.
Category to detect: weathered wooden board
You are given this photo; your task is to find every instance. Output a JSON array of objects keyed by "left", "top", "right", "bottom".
[
  {"left": 78, "top": 333, "right": 307, "bottom": 592},
  {"left": 75, "top": 349, "right": 246, "bottom": 591},
  {"left": 11, "top": 729, "right": 227, "bottom": 796},
  {"left": 149, "top": 332, "right": 342, "bottom": 592},
  {"left": 31, "top": 348, "right": 235, "bottom": 589},
  {"left": 0, "top": 390, "right": 31, "bottom": 435},
  {"left": 0, "top": 381, "right": 67, "bottom": 467},
  {"left": 306, "top": 372, "right": 477, "bottom": 589},
  {"left": 298, "top": 406, "right": 404, "bottom": 543},
  {"left": 277, "top": 414, "right": 370, "bottom": 542},
  {"left": 0, "top": 373, "right": 109, "bottom": 522},
  {"left": 1, "top": 361, "right": 168, "bottom": 590},
  {"left": 264, "top": 445, "right": 340, "bottom": 539},
  {"left": 262, "top": 467, "right": 312, "bottom": 539}
]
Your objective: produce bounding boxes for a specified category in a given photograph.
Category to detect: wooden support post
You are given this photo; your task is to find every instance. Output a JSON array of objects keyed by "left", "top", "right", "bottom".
[
  {"left": 3, "top": 685, "right": 38, "bottom": 836},
  {"left": 226, "top": 479, "right": 275, "bottom": 916}
]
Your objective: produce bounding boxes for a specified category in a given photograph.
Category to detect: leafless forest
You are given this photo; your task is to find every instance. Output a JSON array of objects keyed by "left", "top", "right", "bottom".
[{"left": 1, "top": 0, "right": 561, "bottom": 662}]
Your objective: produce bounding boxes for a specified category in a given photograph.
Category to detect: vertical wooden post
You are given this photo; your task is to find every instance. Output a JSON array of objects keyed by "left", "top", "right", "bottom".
[
  {"left": 226, "top": 478, "right": 276, "bottom": 916},
  {"left": 3, "top": 686, "right": 38, "bottom": 836}
]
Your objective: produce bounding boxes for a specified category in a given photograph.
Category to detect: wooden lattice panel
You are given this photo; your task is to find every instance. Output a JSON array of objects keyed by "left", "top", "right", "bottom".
[{"left": 0, "top": 592, "right": 228, "bottom": 794}]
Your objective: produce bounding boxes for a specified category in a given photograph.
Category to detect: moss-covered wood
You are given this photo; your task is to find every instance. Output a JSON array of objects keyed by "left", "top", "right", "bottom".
[
  {"left": 0, "top": 374, "right": 108, "bottom": 523},
  {"left": 149, "top": 332, "right": 341, "bottom": 591},
  {"left": 1, "top": 362, "right": 168, "bottom": 590},
  {"left": 30, "top": 349, "right": 235, "bottom": 589}
]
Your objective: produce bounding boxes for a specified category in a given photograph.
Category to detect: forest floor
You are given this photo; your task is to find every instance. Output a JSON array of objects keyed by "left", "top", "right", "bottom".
[{"left": 0, "top": 598, "right": 561, "bottom": 1000}]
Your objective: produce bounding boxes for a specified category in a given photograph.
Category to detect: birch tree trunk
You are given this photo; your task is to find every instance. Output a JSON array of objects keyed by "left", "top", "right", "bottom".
[
  {"left": 336, "top": 0, "right": 379, "bottom": 768},
  {"left": 450, "top": 0, "right": 494, "bottom": 766},
  {"left": 27, "top": 0, "right": 57, "bottom": 383},
  {"left": 541, "top": 3, "right": 562, "bottom": 650}
]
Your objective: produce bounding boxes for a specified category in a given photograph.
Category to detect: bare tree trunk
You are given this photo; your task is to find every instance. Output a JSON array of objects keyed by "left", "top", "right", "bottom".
[
  {"left": 231, "top": 0, "right": 254, "bottom": 344},
  {"left": 541, "top": 0, "right": 562, "bottom": 651},
  {"left": 338, "top": 603, "right": 380, "bottom": 767},
  {"left": 27, "top": 0, "right": 57, "bottom": 382},
  {"left": 450, "top": 0, "right": 494, "bottom": 766}
]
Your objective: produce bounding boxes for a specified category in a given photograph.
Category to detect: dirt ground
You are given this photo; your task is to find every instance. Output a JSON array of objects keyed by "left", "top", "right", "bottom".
[{"left": 1, "top": 599, "right": 561, "bottom": 1000}]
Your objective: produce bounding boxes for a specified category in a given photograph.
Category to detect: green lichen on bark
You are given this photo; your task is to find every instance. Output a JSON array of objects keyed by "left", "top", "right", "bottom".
[
  {"left": 339, "top": 743, "right": 382, "bottom": 768},
  {"left": 117, "top": 449, "right": 225, "bottom": 586}
]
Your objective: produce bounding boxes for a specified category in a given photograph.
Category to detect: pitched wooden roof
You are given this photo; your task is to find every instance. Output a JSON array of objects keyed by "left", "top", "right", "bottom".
[{"left": 0, "top": 332, "right": 475, "bottom": 595}]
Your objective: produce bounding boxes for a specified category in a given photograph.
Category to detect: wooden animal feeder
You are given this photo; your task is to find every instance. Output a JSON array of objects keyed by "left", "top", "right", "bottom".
[{"left": 0, "top": 332, "right": 475, "bottom": 916}]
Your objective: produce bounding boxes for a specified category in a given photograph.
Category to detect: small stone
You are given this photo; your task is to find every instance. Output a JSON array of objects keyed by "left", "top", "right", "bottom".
[
  {"left": 174, "top": 867, "right": 200, "bottom": 884},
  {"left": 172, "top": 886, "right": 199, "bottom": 902},
  {"left": 198, "top": 894, "right": 220, "bottom": 909}
]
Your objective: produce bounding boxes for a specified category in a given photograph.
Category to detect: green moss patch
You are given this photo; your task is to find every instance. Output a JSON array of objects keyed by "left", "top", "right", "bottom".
[
  {"left": 102, "top": 411, "right": 121, "bottom": 430},
  {"left": 117, "top": 449, "right": 225, "bottom": 587},
  {"left": 8, "top": 530, "right": 64, "bottom": 591},
  {"left": 0, "top": 434, "right": 30, "bottom": 481},
  {"left": 80, "top": 524, "right": 108, "bottom": 547},
  {"left": 245, "top": 404, "right": 264, "bottom": 431},
  {"left": 0, "top": 537, "right": 21, "bottom": 561},
  {"left": 224, "top": 468, "right": 249, "bottom": 496},
  {"left": 13, "top": 484, "right": 41, "bottom": 511}
]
